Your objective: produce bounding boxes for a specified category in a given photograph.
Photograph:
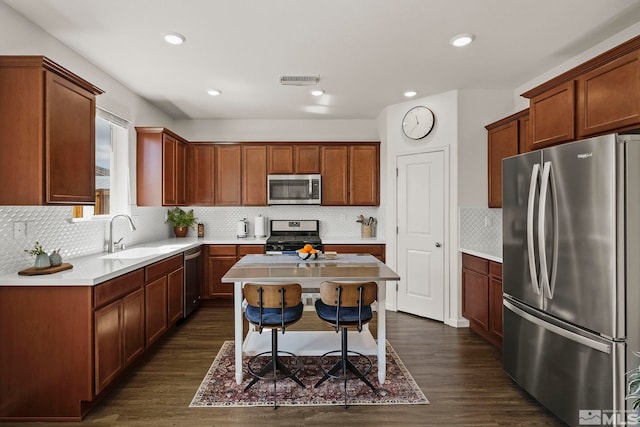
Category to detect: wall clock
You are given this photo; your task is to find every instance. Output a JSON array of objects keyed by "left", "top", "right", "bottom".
[{"left": 402, "top": 106, "right": 435, "bottom": 140}]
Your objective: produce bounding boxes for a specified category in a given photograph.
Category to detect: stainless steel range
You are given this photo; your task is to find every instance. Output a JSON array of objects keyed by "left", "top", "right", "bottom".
[{"left": 265, "top": 220, "right": 323, "bottom": 253}]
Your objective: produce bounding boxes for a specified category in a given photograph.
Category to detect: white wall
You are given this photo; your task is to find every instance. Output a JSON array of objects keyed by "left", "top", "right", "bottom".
[
  {"left": 514, "top": 21, "right": 640, "bottom": 111},
  {"left": 173, "top": 118, "right": 378, "bottom": 142}
]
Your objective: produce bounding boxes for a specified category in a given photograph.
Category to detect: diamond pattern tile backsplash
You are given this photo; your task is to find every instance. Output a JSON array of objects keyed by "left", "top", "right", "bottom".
[
  {"left": 0, "top": 205, "right": 380, "bottom": 275},
  {"left": 459, "top": 206, "right": 502, "bottom": 255}
]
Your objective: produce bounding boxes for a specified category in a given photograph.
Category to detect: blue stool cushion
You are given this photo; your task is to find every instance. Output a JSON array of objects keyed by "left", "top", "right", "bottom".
[
  {"left": 315, "top": 300, "right": 373, "bottom": 324},
  {"left": 245, "top": 302, "right": 304, "bottom": 326}
]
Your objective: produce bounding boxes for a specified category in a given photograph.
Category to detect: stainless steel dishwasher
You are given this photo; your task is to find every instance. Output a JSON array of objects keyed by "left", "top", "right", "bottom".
[{"left": 183, "top": 246, "right": 202, "bottom": 318}]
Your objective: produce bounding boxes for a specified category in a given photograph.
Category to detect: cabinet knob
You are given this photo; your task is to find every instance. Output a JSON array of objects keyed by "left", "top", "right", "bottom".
[{"left": 435, "top": 242, "right": 442, "bottom": 248}]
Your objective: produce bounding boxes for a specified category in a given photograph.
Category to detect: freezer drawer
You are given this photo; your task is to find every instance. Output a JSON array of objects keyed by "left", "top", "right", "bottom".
[{"left": 503, "top": 299, "right": 624, "bottom": 426}]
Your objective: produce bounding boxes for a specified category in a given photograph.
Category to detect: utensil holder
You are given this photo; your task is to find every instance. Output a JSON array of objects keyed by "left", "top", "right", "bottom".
[{"left": 361, "top": 224, "right": 374, "bottom": 238}]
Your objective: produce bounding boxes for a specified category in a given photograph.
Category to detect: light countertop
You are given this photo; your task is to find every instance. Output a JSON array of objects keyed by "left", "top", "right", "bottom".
[
  {"left": 0, "top": 236, "right": 386, "bottom": 286},
  {"left": 459, "top": 246, "right": 502, "bottom": 263}
]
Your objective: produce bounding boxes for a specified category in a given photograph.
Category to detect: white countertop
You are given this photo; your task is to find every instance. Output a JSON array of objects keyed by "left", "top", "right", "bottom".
[
  {"left": 0, "top": 236, "right": 386, "bottom": 286},
  {"left": 459, "top": 246, "right": 502, "bottom": 263}
]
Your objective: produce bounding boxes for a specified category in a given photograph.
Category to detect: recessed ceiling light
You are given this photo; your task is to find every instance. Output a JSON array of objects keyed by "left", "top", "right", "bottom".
[
  {"left": 164, "top": 32, "right": 186, "bottom": 45},
  {"left": 404, "top": 90, "right": 417, "bottom": 98},
  {"left": 311, "top": 89, "right": 324, "bottom": 96},
  {"left": 207, "top": 89, "right": 221, "bottom": 96},
  {"left": 450, "top": 33, "right": 475, "bottom": 47}
]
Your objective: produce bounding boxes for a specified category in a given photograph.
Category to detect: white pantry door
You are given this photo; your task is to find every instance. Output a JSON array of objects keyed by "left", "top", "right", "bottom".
[{"left": 396, "top": 150, "right": 445, "bottom": 321}]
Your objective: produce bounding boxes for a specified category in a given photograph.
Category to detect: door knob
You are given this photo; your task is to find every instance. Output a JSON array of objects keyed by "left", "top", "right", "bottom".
[{"left": 435, "top": 242, "right": 442, "bottom": 248}]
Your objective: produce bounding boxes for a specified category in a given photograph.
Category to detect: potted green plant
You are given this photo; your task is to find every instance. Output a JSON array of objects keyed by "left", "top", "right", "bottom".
[
  {"left": 165, "top": 207, "right": 196, "bottom": 237},
  {"left": 25, "top": 241, "right": 50, "bottom": 269}
]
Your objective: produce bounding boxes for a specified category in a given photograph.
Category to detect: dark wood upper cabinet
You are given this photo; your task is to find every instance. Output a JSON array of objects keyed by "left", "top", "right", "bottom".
[
  {"left": 136, "top": 127, "right": 187, "bottom": 206},
  {"left": 529, "top": 80, "right": 575, "bottom": 149},
  {"left": 267, "top": 144, "right": 321, "bottom": 174},
  {"left": 214, "top": 144, "right": 242, "bottom": 206},
  {"left": 486, "top": 111, "right": 523, "bottom": 208},
  {"left": 577, "top": 50, "right": 640, "bottom": 137},
  {"left": 267, "top": 145, "right": 294, "bottom": 174},
  {"left": 0, "top": 56, "right": 103, "bottom": 205},
  {"left": 188, "top": 144, "right": 215, "bottom": 206},
  {"left": 294, "top": 145, "right": 320, "bottom": 173},
  {"left": 348, "top": 144, "right": 379, "bottom": 206},
  {"left": 320, "top": 145, "right": 349, "bottom": 205},
  {"left": 242, "top": 144, "right": 267, "bottom": 206}
]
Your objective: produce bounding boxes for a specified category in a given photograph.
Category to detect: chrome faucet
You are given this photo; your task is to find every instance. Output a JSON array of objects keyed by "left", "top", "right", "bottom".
[{"left": 109, "top": 214, "right": 136, "bottom": 253}]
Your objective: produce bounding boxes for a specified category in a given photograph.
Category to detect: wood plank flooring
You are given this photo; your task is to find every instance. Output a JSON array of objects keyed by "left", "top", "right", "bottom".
[{"left": 7, "top": 307, "right": 563, "bottom": 427}]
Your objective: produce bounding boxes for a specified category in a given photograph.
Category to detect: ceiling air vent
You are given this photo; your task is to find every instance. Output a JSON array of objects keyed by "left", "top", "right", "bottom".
[{"left": 280, "top": 75, "right": 320, "bottom": 86}]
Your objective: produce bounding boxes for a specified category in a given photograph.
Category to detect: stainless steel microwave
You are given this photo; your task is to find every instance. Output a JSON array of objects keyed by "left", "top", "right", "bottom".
[{"left": 267, "top": 174, "right": 321, "bottom": 205}]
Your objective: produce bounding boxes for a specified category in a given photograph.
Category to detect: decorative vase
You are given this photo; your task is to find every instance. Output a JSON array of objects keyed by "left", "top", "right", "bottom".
[
  {"left": 174, "top": 226, "right": 188, "bottom": 238},
  {"left": 34, "top": 253, "right": 51, "bottom": 269},
  {"left": 49, "top": 249, "right": 62, "bottom": 266}
]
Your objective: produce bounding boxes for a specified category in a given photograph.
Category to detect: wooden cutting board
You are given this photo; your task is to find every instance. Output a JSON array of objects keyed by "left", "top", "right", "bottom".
[{"left": 18, "top": 263, "right": 73, "bottom": 276}]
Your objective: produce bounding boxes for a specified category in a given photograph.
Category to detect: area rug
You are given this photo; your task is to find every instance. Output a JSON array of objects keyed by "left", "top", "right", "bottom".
[{"left": 189, "top": 340, "right": 428, "bottom": 407}]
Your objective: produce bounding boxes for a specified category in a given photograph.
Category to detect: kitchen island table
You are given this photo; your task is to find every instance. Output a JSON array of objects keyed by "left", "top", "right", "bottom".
[{"left": 222, "top": 253, "right": 400, "bottom": 385}]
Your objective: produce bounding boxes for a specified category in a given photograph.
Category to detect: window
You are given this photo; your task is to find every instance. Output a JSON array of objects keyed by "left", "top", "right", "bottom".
[{"left": 73, "top": 108, "right": 130, "bottom": 220}]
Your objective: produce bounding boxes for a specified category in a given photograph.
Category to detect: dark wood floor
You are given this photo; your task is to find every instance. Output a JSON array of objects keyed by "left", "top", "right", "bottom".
[{"left": 7, "top": 307, "right": 563, "bottom": 427}]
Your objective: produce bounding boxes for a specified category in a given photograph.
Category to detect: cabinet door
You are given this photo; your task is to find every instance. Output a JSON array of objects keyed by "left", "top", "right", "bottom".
[
  {"left": 462, "top": 268, "right": 489, "bottom": 330},
  {"left": 577, "top": 50, "right": 640, "bottom": 137},
  {"left": 294, "top": 145, "right": 320, "bottom": 173},
  {"left": 519, "top": 113, "right": 531, "bottom": 153},
  {"left": 530, "top": 80, "right": 575, "bottom": 149},
  {"left": 167, "top": 267, "right": 184, "bottom": 326},
  {"left": 267, "top": 145, "right": 294, "bottom": 174},
  {"left": 162, "top": 134, "right": 178, "bottom": 205},
  {"left": 145, "top": 277, "right": 167, "bottom": 346},
  {"left": 122, "top": 287, "right": 145, "bottom": 366},
  {"left": 175, "top": 139, "right": 187, "bottom": 206},
  {"left": 95, "top": 299, "right": 122, "bottom": 394},
  {"left": 488, "top": 121, "right": 519, "bottom": 208},
  {"left": 46, "top": 72, "right": 96, "bottom": 204},
  {"left": 242, "top": 145, "right": 267, "bottom": 206},
  {"left": 349, "top": 145, "right": 379, "bottom": 205},
  {"left": 206, "top": 256, "right": 237, "bottom": 298},
  {"left": 189, "top": 144, "right": 215, "bottom": 205},
  {"left": 489, "top": 277, "right": 503, "bottom": 340},
  {"left": 214, "top": 145, "right": 242, "bottom": 206},
  {"left": 321, "top": 145, "right": 348, "bottom": 205}
]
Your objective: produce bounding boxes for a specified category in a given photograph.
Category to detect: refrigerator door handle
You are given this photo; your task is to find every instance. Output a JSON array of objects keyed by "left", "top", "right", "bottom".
[
  {"left": 538, "top": 161, "right": 559, "bottom": 300},
  {"left": 527, "top": 163, "right": 541, "bottom": 295},
  {"left": 504, "top": 299, "right": 611, "bottom": 354}
]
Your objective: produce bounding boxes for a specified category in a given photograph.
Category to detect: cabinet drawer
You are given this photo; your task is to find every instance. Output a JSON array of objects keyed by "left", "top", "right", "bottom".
[
  {"left": 489, "top": 261, "right": 502, "bottom": 279},
  {"left": 94, "top": 269, "right": 144, "bottom": 308},
  {"left": 208, "top": 245, "right": 237, "bottom": 256},
  {"left": 237, "top": 245, "right": 264, "bottom": 256},
  {"left": 462, "top": 253, "right": 489, "bottom": 274},
  {"left": 323, "top": 244, "right": 384, "bottom": 256},
  {"left": 145, "top": 254, "right": 183, "bottom": 282}
]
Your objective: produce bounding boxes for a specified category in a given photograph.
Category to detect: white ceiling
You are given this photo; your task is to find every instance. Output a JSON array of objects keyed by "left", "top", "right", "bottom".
[{"left": 4, "top": 0, "right": 640, "bottom": 120}]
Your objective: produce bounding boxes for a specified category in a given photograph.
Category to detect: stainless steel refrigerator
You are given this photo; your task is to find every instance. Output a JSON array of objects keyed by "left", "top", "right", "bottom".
[{"left": 502, "top": 133, "right": 640, "bottom": 426}]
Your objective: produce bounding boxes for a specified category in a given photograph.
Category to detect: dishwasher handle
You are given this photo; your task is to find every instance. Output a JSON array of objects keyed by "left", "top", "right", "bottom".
[{"left": 184, "top": 250, "right": 202, "bottom": 261}]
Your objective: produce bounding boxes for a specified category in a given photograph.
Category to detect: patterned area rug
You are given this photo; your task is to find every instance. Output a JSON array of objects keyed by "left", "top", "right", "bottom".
[{"left": 190, "top": 340, "right": 429, "bottom": 407}]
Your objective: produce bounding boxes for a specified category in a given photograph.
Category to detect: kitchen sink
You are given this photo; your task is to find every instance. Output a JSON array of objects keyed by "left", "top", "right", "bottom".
[{"left": 100, "top": 247, "right": 161, "bottom": 259}]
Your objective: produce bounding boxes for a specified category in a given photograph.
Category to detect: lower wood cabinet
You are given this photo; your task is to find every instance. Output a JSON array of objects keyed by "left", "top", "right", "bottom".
[
  {"left": 204, "top": 244, "right": 264, "bottom": 299},
  {"left": 145, "top": 276, "right": 168, "bottom": 346},
  {"left": 461, "top": 253, "right": 502, "bottom": 348},
  {"left": 144, "top": 254, "right": 183, "bottom": 345},
  {"left": 322, "top": 244, "right": 385, "bottom": 263},
  {"left": 167, "top": 267, "right": 185, "bottom": 325}
]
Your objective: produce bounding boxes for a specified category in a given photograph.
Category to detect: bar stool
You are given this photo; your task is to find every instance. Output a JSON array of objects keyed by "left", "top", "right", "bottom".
[
  {"left": 243, "top": 282, "right": 305, "bottom": 408},
  {"left": 314, "top": 281, "right": 378, "bottom": 407}
]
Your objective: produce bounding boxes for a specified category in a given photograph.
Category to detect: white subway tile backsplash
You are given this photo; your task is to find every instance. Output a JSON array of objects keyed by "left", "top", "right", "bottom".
[
  {"left": 0, "top": 205, "right": 381, "bottom": 275},
  {"left": 459, "top": 206, "right": 502, "bottom": 256}
]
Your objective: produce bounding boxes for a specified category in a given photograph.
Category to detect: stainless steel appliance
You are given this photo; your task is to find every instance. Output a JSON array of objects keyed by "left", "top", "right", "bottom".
[
  {"left": 183, "top": 246, "right": 202, "bottom": 318},
  {"left": 502, "top": 133, "right": 640, "bottom": 425},
  {"left": 265, "top": 220, "right": 323, "bottom": 252},
  {"left": 267, "top": 174, "right": 321, "bottom": 205}
]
